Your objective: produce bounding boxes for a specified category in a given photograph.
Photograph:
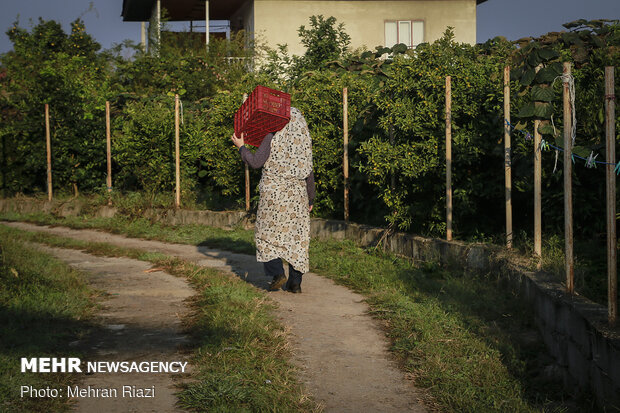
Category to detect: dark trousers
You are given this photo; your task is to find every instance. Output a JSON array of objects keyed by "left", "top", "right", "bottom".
[{"left": 263, "top": 258, "right": 303, "bottom": 286}]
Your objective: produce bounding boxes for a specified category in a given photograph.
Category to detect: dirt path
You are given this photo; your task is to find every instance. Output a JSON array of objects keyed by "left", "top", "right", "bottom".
[
  {"left": 32, "top": 244, "right": 192, "bottom": 413},
  {"left": 5, "top": 222, "right": 429, "bottom": 413}
]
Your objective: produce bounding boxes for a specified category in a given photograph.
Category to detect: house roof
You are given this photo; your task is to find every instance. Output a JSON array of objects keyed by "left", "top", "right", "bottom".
[
  {"left": 121, "top": 0, "right": 248, "bottom": 21},
  {"left": 122, "top": 0, "right": 488, "bottom": 22}
]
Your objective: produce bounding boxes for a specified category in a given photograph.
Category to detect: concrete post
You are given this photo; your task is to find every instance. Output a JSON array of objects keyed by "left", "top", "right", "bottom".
[{"left": 205, "top": 1, "right": 210, "bottom": 47}]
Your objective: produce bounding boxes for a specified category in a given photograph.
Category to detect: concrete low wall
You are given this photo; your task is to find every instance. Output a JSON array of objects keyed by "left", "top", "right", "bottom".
[
  {"left": 0, "top": 198, "right": 252, "bottom": 229},
  {"left": 141, "top": 208, "right": 251, "bottom": 229},
  {"left": 1, "top": 197, "right": 618, "bottom": 409},
  {"left": 309, "top": 218, "right": 494, "bottom": 271}
]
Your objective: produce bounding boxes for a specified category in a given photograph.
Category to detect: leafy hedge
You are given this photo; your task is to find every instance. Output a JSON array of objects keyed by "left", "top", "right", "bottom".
[{"left": 0, "top": 16, "right": 618, "bottom": 239}]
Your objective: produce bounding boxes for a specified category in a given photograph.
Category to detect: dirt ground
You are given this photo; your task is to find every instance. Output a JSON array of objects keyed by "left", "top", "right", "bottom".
[
  {"left": 6, "top": 221, "right": 429, "bottom": 413},
  {"left": 34, "top": 245, "right": 193, "bottom": 413}
]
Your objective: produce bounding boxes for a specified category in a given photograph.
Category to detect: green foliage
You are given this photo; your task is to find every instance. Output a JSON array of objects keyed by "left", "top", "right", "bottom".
[
  {"left": 114, "top": 98, "right": 198, "bottom": 195},
  {"left": 280, "top": 27, "right": 513, "bottom": 232},
  {"left": 0, "top": 17, "right": 260, "bottom": 204},
  {"left": 1, "top": 18, "right": 109, "bottom": 194},
  {"left": 509, "top": 19, "right": 620, "bottom": 234},
  {"left": 262, "top": 15, "right": 351, "bottom": 85},
  {"left": 1, "top": 15, "right": 618, "bottom": 241},
  {"left": 511, "top": 19, "right": 619, "bottom": 129},
  {"left": 0, "top": 226, "right": 95, "bottom": 412},
  {"left": 297, "top": 15, "right": 351, "bottom": 71},
  {"left": 292, "top": 71, "right": 369, "bottom": 214}
]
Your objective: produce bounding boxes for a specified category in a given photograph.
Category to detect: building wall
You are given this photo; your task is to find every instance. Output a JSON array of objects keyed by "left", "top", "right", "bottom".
[{"left": 253, "top": 0, "right": 477, "bottom": 56}]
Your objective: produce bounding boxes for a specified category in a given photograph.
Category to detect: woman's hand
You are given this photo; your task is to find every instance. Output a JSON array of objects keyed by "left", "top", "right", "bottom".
[
  {"left": 231, "top": 132, "right": 245, "bottom": 148},
  {"left": 309, "top": 205, "right": 313, "bottom": 212}
]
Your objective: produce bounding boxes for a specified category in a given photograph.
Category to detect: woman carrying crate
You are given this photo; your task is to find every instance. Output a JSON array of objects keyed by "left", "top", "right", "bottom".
[{"left": 231, "top": 107, "right": 315, "bottom": 293}]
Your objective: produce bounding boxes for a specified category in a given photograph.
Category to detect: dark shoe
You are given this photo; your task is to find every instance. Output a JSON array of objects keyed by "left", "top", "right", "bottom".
[
  {"left": 285, "top": 278, "right": 302, "bottom": 293},
  {"left": 286, "top": 266, "right": 303, "bottom": 293},
  {"left": 269, "top": 274, "right": 287, "bottom": 291}
]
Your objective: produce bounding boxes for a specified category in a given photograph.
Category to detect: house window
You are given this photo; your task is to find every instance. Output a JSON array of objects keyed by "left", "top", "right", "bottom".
[{"left": 384, "top": 20, "right": 424, "bottom": 48}]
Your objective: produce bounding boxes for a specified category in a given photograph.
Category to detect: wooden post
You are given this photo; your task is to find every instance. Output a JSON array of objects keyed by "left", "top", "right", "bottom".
[
  {"left": 106, "top": 101, "right": 112, "bottom": 205},
  {"left": 446, "top": 76, "right": 452, "bottom": 241},
  {"left": 1, "top": 135, "right": 6, "bottom": 198},
  {"left": 243, "top": 93, "right": 250, "bottom": 212},
  {"left": 389, "top": 125, "right": 395, "bottom": 191},
  {"left": 504, "top": 66, "right": 512, "bottom": 249},
  {"left": 563, "top": 62, "right": 574, "bottom": 294},
  {"left": 175, "top": 94, "right": 181, "bottom": 209},
  {"left": 343, "top": 87, "right": 349, "bottom": 223},
  {"left": 605, "top": 66, "right": 617, "bottom": 325},
  {"left": 45, "top": 104, "right": 52, "bottom": 201},
  {"left": 534, "top": 65, "right": 543, "bottom": 261}
]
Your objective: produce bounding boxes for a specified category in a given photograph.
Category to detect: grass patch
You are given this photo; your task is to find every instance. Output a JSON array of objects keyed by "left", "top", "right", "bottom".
[
  {"left": 0, "top": 211, "right": 255, "bottom": 255},
  {"left": 509, "top": 231, "right": 619, "bottom": 308},
  {"left": 0, "top": 225, "right": 319, "bottom": 413},
  {"left": 0, "top": 212, "right": 599, "bottom": 412},
  {"left": 0, "top": 226, "right": 96, "bottom": 413},
  {"left": 170, "top": 258, "right": 317, "bottom": 412},
  {"left": 309, "top": 239, "right": 596, "bottom": 412}
]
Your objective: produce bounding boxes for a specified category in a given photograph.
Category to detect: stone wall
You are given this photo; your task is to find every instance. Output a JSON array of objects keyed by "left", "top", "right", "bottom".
[{"left": 1, "top": 197, "right": 618, "bottom": 409}]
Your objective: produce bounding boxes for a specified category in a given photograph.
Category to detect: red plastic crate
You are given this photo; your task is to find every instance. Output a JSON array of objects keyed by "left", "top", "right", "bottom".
[{"left": 234, "top": 85, "right": 291, "bottom": 147}]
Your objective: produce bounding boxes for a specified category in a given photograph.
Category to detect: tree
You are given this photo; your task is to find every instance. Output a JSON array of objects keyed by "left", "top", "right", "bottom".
[
  {"left": 298, "top": 15, "right": 351, "bottom": 71},
  {"left": 0, "top": 18, "right": 110, "bottom": 195}
]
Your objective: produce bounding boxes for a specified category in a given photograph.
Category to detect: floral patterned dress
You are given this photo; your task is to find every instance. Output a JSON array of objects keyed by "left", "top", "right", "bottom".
[{"left": 255, "top": 107, "right": 313, "bottom": 273}]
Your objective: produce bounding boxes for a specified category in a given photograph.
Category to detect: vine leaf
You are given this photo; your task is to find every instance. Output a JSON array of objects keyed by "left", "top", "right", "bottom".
[
  {"left": 533, "top": 102, "right": 554, "bottom": 118},
  {"left": 517, "top": 102, "right": 535, "bottom": 117},
  {"left": 510, "top": 67, "right": 523, "bottom": 81},
  {"left": 527, "top": 51, "right": 541, "bottom": 67},
  {"left": 538, "top": 48, "right": 560, "bottom": 61},
  {"left": 531, "top": 85, "right": 555, "bottom": 102},
  {"left": 517, "top": 102, "right": 554, "bottom": 118},
  {"left": 538, "top": 123, "right": 556, "bottom": 135},
  {"left": 535, "top": 64, "right": 562, "bottom": 83},
  {"left": 520, "top": 68, "right": 536, "bottom": 86}
]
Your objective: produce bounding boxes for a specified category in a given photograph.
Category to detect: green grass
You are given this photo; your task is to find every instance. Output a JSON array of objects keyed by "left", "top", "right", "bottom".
[
  {"left": 0, "top": 225, "right": 319, "bottom": 413},
  {"left": 309, "top": 239, "right": 593, "bottom": 412},
  {"left": 0, "top": 211, "right": 599, "bottom": 412},
  {"left": 15, "top": 189, "right": 239, "bottom": 213},
  {"left": 0, "top": 226, "right": 96, "bottom": 413},
  {"left": 508, "top": 231, "right": 619, "bottom": 308},
  {"left": 0, "top": 211, "right": 256, "bottom": 255},
  {"left": 171, "top": 257, "right": 317, "bottom": 412}
]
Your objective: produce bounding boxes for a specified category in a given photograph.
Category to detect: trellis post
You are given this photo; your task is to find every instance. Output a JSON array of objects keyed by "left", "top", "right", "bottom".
[
  {"left": 504, "top": 66, "right": 512, "bottom": 249},
  {"left": 243, "top": 93, "right": 250, "bottom": 212},
  {"left": 343, "top": 87, "right": 349, "bottom": 223},
  {"left": 563, "top": 62, "right": 574, "bottom": 294},
  {"left": 106, "top": 101, "right": 112, "bottom": 205},
  {"left": 175, "top": 94, "right": 181, "bottom": 209},
  {"left": 45, "top": 104, "right": 52, "bottom": 201},
  {"left": 605, "top": 66, "right": 616, "bottom": 325},
  {"left": 534, "top": 65, "right": 543, "bottom": 261},
  {"left": 446, "top": 76, "right": 452, "bottom": 241}
]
